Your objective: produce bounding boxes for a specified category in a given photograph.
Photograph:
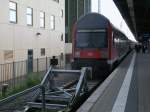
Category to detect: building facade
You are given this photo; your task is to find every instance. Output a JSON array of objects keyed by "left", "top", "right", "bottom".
[
  {"left": 65, "top": 0, "right": 91, "bottom": 43},
  {"left": 0, "top": 0, "right": 65, "bottom": 64},
  {"left": 65, "top": 0, "right": 91, "bottom": 63}
]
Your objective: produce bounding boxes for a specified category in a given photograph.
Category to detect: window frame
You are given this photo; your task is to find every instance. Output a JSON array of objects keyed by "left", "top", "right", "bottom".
[
  {"left": 61, "top": 34, "right": 63, "bottom": 41},
  {"left": 9, "top": 1, "right": 17, "bottom": 23},
  {"left": 76, "top": 29, "right": 108, "bottom": 48},
  {"left": 61, "top": 9, "right": 63, "bottom": 18},
  {"left": 26, "top": 7, "right": 33, "bottom": 26},
  {"left": 41, "top": 48, "right": 45, "bottom": 56},
  {"left": 50, "top": 15, "right": 55, "bottom": 30},
  {"left": 53, "top": 0, "right": 59, "bottom": 3},
  {"left": 40, "top": 11, "right": 45, "bottom": 28}
]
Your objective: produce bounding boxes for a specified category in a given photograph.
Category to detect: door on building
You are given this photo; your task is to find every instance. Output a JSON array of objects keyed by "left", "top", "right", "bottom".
[{"left": 28, "top": 49, "right": 33, "bottom": 72}]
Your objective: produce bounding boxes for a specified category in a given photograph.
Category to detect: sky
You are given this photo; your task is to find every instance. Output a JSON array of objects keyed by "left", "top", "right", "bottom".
[{"left": 91, "top": 0, "right": 137, "bottom": 42}]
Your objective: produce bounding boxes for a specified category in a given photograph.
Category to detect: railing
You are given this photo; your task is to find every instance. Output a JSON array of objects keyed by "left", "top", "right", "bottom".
[
  {"left": 69, "top": 67, "right": 90, "bottom": 107},
  {"left": 0, "top": 85, "right": 41, "bottom": 111},
  {"left": 0, "top": 66, "right": 92, "bottom": 112},
  {"left": 40, "top": 67, "right": 53, "bottom": 111},
  {"left": 36, "top": 67, "right": 91, "bottom": 111},
  {"left": 0, "top": 56, "right": 65, "bottom": 92}
]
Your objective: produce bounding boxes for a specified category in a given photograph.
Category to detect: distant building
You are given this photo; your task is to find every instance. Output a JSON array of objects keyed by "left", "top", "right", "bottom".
[
  {"left": 65, "top": 0, "right": 91, "bottom": 43},
  {"left": 0, "top": 0, "right": 65, "bottom": 65},
  {"left": 65, "top": 0, "right": 91, "bottom": 62}
]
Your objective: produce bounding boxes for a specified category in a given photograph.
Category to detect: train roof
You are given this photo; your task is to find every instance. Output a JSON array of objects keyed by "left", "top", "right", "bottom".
[{"left": 77, "top": 13, "right": 110, "bottom": 29}]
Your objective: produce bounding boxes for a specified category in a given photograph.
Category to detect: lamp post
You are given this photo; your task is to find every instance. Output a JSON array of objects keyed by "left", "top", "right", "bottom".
[{"left": 84, "top": 0, "right": 85, "bottom": 15}]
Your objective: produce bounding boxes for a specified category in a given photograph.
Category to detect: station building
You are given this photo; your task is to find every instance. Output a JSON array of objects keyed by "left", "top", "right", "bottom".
[{"left": 0, "top": 0, "right": 65, "bottom": 64}]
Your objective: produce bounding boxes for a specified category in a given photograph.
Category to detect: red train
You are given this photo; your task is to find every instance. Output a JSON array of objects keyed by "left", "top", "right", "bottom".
[{"left": 71, "top": 13, "right": 131, "bottom": 76}]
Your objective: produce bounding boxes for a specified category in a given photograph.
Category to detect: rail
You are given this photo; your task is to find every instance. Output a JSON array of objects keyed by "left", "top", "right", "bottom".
[
  {"left": 0, "top": 84, "right": 41, "bottom": 111},
  {"left": 69, "top": 68, "right": 89, "bottom": 107}
]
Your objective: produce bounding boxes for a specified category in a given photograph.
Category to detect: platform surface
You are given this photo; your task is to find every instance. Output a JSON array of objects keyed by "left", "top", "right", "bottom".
[{"left": 77, "top": 51, "right": 150, "bottom": 112}]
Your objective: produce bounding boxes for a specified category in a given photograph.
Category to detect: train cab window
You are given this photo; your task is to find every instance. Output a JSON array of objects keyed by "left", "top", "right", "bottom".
[{"left": 76, "top": 29, "right": 107, "bottom": 48}]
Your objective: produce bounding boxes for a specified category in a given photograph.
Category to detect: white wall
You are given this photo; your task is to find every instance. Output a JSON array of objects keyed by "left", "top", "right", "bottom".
[{"left": 0, "top": 0, "right": 65, "bottom": 64}]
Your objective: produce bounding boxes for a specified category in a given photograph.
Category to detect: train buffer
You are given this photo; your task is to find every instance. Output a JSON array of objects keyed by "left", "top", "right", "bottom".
[{"left": 25, "top": 67, "right": 94, "bottom": 112}]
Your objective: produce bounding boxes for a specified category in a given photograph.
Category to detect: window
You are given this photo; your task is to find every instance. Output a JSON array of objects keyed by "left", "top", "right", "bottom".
[
  {"left": 61, "top": 10, "right": 63, "bottom": 17},
  {"left": 65, "top": 33, "right": 69, "bottom": 43},
  {"left": 41, "top": 48, "right": 45, "bottom": 56},
  {"left": 26, "top": 7, "right": 33, "bottom": 26},
  {"left": 50, "top": 15, "right": 55, "bottom": 30},
  {"left": 61, "top": 34, "right": 63, "bottom": 41},
  {"left": 53, "top": 0, "right": 59, "bottom": 3},
  {"left": 9, "top": 1, "right": 17, "bottom": 23},
  {"left": 40, "top": 11, "right": 45, "bottom": 28},
  {"left": 76, "top": 30, "right": 107, "bottom": 48}
]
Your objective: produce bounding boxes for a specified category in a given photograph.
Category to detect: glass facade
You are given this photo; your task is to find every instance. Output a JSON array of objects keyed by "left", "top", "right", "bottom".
[{"left": 65, "top": 0, "right": 91, "bottom": 43}]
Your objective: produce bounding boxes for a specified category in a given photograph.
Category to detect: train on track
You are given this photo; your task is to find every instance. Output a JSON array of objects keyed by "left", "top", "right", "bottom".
[{"left": 71, "top": 13, "right": 132, "bottom": 77}]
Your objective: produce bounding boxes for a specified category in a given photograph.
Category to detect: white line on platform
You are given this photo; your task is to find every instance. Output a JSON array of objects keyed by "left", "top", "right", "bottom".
[{"left": 111, "top": 53, "right": 136, "bottom": 112}]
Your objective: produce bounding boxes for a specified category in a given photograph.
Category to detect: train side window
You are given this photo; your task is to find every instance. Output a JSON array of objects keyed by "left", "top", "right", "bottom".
[
  {"left": 113, "top": 32, "right": 117, "bottom": 47},
  {"left": 112, "top": 32, "right": 115, "bottom": 45}
]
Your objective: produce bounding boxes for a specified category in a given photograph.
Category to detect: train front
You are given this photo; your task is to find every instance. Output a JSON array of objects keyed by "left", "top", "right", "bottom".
[{"left": 72, "top": 13, "right": 111, "bottom": 74}]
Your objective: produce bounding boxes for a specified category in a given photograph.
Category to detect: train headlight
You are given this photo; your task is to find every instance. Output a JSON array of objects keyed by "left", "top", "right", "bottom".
[{"left": 75, "top": 51, "right": 80, "bottom": 57}]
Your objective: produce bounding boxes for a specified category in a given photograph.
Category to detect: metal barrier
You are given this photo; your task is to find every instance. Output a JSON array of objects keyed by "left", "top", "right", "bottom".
[
  {"left": 0, "top": 84, "right": 41, "bottom": 111},
  {"left": 27, "top": 67, "right": 91, "bottom": 112},
  {"left": 0, "top": 56, "right": 65, "bottom": 92},
  {"left": 0, "top": 66, "right": 91, "bottom": 112}
]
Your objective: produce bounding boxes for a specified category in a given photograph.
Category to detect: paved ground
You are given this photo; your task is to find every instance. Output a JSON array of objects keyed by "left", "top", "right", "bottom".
[
  {"left": 125, "top": 52, "right": 150, "bottom": 112},
  {"left": 136, "top": 53, "right": 150, "bottom": 112},
  {"left": 77, "top": 51, "right": 150, "bottom": 112},
  {"left": 77, "top": 52, "right": 134, "bottom": 112}
]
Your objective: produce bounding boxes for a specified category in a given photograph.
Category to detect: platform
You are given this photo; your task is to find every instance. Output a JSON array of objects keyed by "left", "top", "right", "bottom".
[{"left": 77, "top": 51, "right": 150, "bottom": 112}]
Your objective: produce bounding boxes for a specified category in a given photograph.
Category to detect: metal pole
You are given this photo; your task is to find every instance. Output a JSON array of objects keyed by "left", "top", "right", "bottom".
[
  {"left": 37, "top": 58, "right": 39, "bottom": 72},
  {"left": 88, "top": 0, "right": 90, "bottom": 13},
  {"left": 13, "top": 62, "right": 15, "bottom": 88},
  {"left": 77, "top": 0, "right": 79, "bottom": 20},
  {"left": 98, "top": 0, "right": 101, "bottom": 13},
  {"left": 46, "top": 57, "right": 48, "bottom": 71},
  {"left": 26, "top": 60, "right": 28, "bottom": 74},
  {"left": 41, "top": 86, "right": 46, "bottom": 112},
  {"left": 68, "top": 0, "right": 70, "bottom": 42},
  {"left": 84, "top": 0, "right": 86, "bottom": 15}
]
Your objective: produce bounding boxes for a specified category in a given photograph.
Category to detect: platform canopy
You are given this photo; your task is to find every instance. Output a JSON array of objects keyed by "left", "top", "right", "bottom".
[{"left": 113, "top": 0, "right": 150, "bottom": 42}]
